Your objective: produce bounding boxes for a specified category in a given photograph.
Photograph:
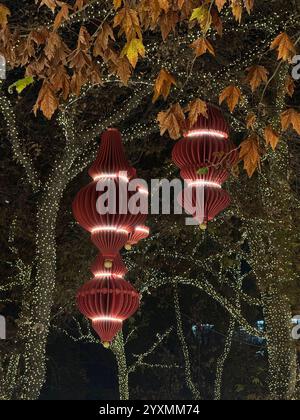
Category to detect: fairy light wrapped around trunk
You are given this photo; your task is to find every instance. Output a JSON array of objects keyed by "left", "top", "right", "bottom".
[
  {"left": 73, "top": 128, "right": 149, "bottom": 346},
  {"left": 172, "top": 105, "right": 237, "bottom": 229}
]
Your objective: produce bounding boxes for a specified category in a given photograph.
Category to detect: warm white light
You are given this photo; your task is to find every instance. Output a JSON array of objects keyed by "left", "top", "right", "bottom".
[
  {"left": 138, "top": 187, "right": 149, "bottom": 195},
  {"left": 188, "top": 180, "right": 222, "bottom": 189},
  {"left": 91, "top": 226, "right": 129, "bottom": 234},
  {"left": 185, "top": 129, "right": 228, "bottom": 139},
  {"left": 94, "top": 173, "right": 129, "bottom": 182},
  {"left": 94, "top": 272, "right": 123, "bottom": 279},
  {"left": 92, "top": 316, "right": 123, "bottom": 323},
  {"left": 135, "top": 226, "right": 150, "bottom": 234}
]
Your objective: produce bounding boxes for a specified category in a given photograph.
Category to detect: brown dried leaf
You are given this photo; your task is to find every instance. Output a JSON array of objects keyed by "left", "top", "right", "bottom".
[{"left": 219, "top": 85, "right": 242, "bottom": 112}]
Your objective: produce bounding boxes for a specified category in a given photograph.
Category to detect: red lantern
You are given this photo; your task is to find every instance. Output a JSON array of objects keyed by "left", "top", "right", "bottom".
[
  {"left": 88, "top": 128, "right": 136, "bottom": 181},
  {"left": 125, "top": 225, "right": 150, "bottom": 250},
  {"left": 91, "top": 253, "right": 128, "bottom": 278},
  {"left": 73, "top": 128, "right": 149, "bottom": 345},
  {"left": 178, "top": 185, "right": 231, "bottom": 228},
  {"left": 72, "top": 179, "right": 147, "bottom": 259},
  {"left": 172, "top": 105, "right": 237, "bottom": 184},
  {"left": 77, "top": 277, "right": 140, "bottom": 345}
]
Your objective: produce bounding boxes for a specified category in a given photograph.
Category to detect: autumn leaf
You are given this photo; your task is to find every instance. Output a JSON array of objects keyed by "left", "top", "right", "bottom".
[
  {"left": 114, "top": 7, "right": 142, "bottom": 41},
  {"left": 211, "top": 7, "right": 223, "bottom": 37},
  {"left": 219, "top": 85, "right": 242, "bottom": 112},
  {"left": 215, "top": 0, "right": 227, "bottom": 12},
  {"left": 264, "top": 126, "right": 280, "bottom": 151},
  {"left": 239, "top": 134, "right": 261, "bottom": 177},
  {"left": 244, "top": 0, "right": 254, "bottom": 14},
  {"left": 157, "top": 103, "right": 185, "bottom": 140},
  {"left": 121, "top": 38, "right": 145, "bottom": 68},
  {"left": 246, "top": 65, "right": 269, "bottom": 92},
  {"left": 34, "top": 82, "right": 59, "bottom": 120},
  {"left": 190, "top": 5, "right": 212, "bottom": 34},
  {"left": 153, "top": 69, "right": 176, "bottom": 103},
  {"left": 0, "top": 3, "right": 10, "bottom": 28},
  {"left": 38, "top": 0, "right": 57, "bottom": 13},
  {"left": 281, "top": 108, "right": 300, "bottom": 135},
  {"left": 74, "top": 0, "right": 89, "bottom": 11},
  {"left": 285, "top": 75, "right": 295, "bottom": 97},
  {"left": 246, "top": 112, "right": 256, "bottom": 129},
  {"left": 190, "top": 38, "right": 215, "bottom": 57},
  {"left": 116, "top": 57, "right": 132, "bottom": 85},
  {"left": 158, "top": 0, "right": 170, "bottom": 13},
  {"left": 113, "top": 0, "right": 122, "bottom": 10},
  {"left": 93, "top": 23, "right": 115, "bottom": 57},
  {"left": 186, "top": 99, "right": 208, "bottom": 127},
  {"left": 53, "top": 3, "right": 70, "bottom": 30},
  {"left": 270, "top": 32, "right": 296, "bottom": 62},
  {"left": 231, "top": 0, "right": 243, "bottom": 23}
]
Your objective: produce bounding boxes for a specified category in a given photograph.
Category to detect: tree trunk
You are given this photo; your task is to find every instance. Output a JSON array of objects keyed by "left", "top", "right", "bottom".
[
  {"left": 111, "top": 333, "right": 129, "bottom": 400},
  {"left": 262, "top": 290, "right": 297, "bottom": 400}
]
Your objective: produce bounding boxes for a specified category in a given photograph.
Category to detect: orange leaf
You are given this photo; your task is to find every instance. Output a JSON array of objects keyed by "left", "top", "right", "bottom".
[
  {"left": 231, "top": 0, "right": 243, "bottom": 23},
  {"left": 246, "top": 65, "right": 269, "bottom": 92},
  {"left": 244, "top": 0, "right": 254, "bottom": 14},
  {"left": 270, "top": 32, "right": 296, "bottom": 62},
  {"left": 219, "top": 85, "right": 242, "bottom": 112},
  {"left": 190, "top": 37, "right": 215, "bottom": 57},
  {"left": 239, "top": 134, "right": 261, "bottom": 177},
  {"left": 285, "top": 75, "right": 295, "bottom": 97},
  {"left": 93, "top": 23, "right": 115, "bottom": 57},
  {"left": 0, "top": 3, "right": 10, "bottom": 28},
  {"left": 246, "top": 112, "right": 256, "bottom": 129},
  {"left": 264, "top": 126, "right": 280, "bottom": 150},
  {"left": 34, "top": 82, "right": 59, "bottom": 120},
  {"left": 157, "top": 103, "right": 185, "bottom": 140},
  {"left": 53, "top": 3, "right": 70, "bottom": 30},
  {"left": 186, "top": 99, "right": 208, "bottom": 127},
  {"left": 153, "top": 69, "right": 176, "bottom": 103},
  {"left": 281, "top": 108, "right": 300, "bottom": 135},
  {"left": 39, "top": 0, "right": 57, "bottom": 13},
  {"left": 215, "top": 0, "right": 227, "bottom": 12}
]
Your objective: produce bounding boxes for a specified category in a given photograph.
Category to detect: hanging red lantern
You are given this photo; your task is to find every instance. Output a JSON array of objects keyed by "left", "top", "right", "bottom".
[
  {"left": 74, "top": 128, "right": 149, "bottom": 345},
  {"left": 91, "top": 253, "right": 128, "bottom": 278},
  {"left": 72, "top": 179, "right": 147, "bottom": 262},
  {"left": 125, "top": 225, "right": 150, "bottom": 250},
  {"left": 172, "top": 105, "right": 237, "bottom": 184},
  {"left": 88, "top": 128, "right": 136, "bottom": 181},
  {"left": 178, "top": 185, "right": 231, "bottom": 229},
  {"left": 77, "top": 277, "right": 140, "bottom": 346}
]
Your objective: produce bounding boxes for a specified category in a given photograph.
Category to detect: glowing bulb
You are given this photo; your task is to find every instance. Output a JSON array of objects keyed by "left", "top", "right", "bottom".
[
  {"left": 92, "top": 316, "right": 123, "bottom": 323},
  {"left": 185, "top": 129, "right": 228, "bottom": 139},
  {"left": 91, "top": 226, "right": 129, "bottom": 234},
  {"left": 187, "top": 180, "right": 222, "bottom": 189}
]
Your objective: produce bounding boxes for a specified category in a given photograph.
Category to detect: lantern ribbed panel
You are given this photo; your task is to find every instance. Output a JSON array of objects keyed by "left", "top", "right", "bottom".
[
  {"left": 91, "top": 254, "right": 128, "bottom": 277},
  {"left": 72, "top": 180, "right": 146, "bottom": 232},
  {"left": 190, "top": 105, "right": 229, "bottom": 135},
  {"left": 178, "top": 186, "right": 231, "bottom": 224},
  {"left": 127, "top": 226, "right": 150, "bottom": 246},
  {"left": 172, "top": 105, "right": 237, "bottom": 185},
  {"left": 88, "top": 128, "right": 136, "bottom": 180},
  {"left": 76, "top": 277, "right": 140, "bottom": 343}
]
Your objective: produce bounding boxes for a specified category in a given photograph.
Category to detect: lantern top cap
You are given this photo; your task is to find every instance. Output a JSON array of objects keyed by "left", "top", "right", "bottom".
[{"left": 184, "top": 104, "right": 229, "bottom": 137}]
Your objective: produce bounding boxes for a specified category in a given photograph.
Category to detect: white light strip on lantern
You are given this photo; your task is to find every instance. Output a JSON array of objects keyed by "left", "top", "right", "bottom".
[
  {"left": 135, "top": 226, "right": 150, "bottom": 234},
  {"left": 138, "top": 187, "right": 149, "bottom": 195},
  {"left": 185, "top": 129, "right": 228, "bottom": 139},
  {"left": 94, "top": 173, "right": 130, "bottom": 182},
  {"left": 94, "top": 272, "right": 123, "bottom": 279},
  {"left": 188, "top": 180, "right": 222, "bottom": 189},
  {"left": 92, "top": 316, "right": 123, "bottom": 323},
  {"left": 91, "top": 226, "right": 129, "bottom": 234}
]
